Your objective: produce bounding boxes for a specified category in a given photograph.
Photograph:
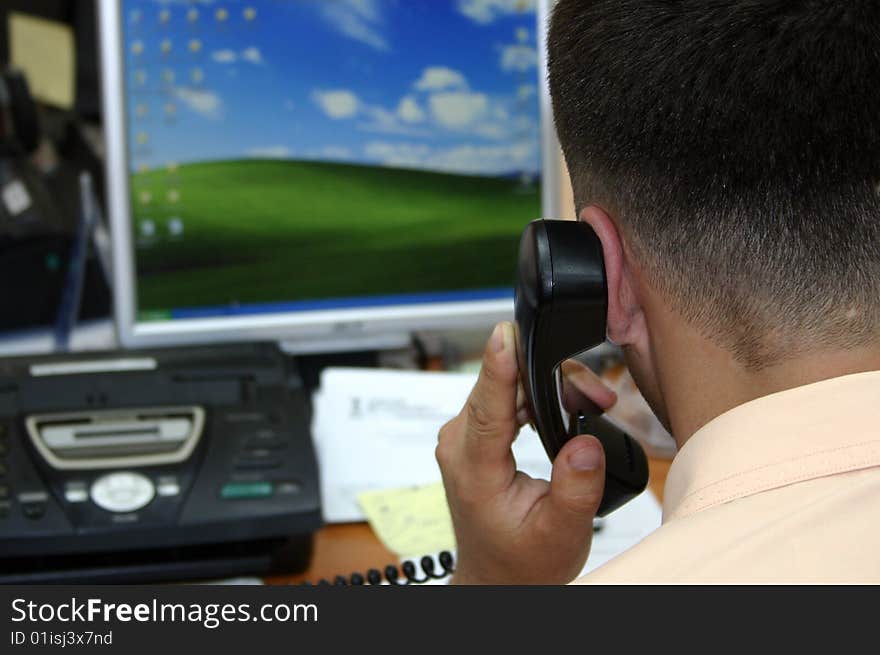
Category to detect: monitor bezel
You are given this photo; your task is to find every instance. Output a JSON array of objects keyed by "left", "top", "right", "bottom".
[{"left": 100, "top": 0, "right": 563, "bottom": 350}]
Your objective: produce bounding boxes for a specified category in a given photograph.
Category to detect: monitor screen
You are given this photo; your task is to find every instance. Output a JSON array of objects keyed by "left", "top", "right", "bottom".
[{"left": 103, "top": 0, "right": 558, "bottom": 348}]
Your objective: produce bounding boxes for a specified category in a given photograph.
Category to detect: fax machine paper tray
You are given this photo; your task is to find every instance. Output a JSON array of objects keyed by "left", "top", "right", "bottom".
[{"left": 26, "top": 407, "right": 205, "bottom": 470}]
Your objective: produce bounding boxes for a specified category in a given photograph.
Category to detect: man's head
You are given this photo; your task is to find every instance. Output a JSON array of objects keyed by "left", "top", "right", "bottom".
[{"left": 547, "top": 0, "right": 880, "bottom": 434}]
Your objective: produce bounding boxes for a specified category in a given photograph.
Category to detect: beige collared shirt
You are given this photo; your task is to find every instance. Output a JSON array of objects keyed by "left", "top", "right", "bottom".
[{"left": 575, "top": 370, "right": 880, "bottom": 583}]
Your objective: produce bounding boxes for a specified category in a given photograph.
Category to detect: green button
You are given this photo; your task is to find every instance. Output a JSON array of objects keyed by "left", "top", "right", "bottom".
[{"left": 220, "top": 482, "right": 273, "bottom": 500}]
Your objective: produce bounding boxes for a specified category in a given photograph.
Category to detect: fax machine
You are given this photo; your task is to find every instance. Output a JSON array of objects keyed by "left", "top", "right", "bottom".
[{"left": 0, "top": 343, "right": 322, "bottom": 583}]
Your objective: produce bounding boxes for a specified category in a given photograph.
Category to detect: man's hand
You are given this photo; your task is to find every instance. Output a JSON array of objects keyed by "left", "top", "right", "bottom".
[{"left": 436, "top": 321, "right": 616, "bottom": 585}]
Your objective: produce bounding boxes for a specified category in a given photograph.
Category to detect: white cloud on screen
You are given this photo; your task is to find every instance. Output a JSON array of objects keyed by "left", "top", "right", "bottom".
[
  {"left": 364, "top": 140, "right": 536, "bottom": 176},
  {"left": 248, "top": 145, "right": 291, "bottom": 159},
  {"left": 312, "top": 89, "right": 361, "bottom": 119},
  {"left": 241, "top": 47, "right": 263, "bottom": 64},
  {"left": 517, "top": 84, "right": 536, "bottom": 100},
  {"left": 471, "top": 103, "right": 513, "bottom": 139},
  {"left": 432, "top": 142, "right": 535, "bottom": 174},
  {"left": 429, "top": 91, "right": 489, "bottom": 129},
  {"left": 364, "top": 141, "right": 430, "bottom": 165},
  {"left": 322, "top": 146, "right": 353, "bottom": 159},
  {"left": 174, "top": 87, "right": 223, "bottom": 119},
  {"left": 311, "top": 64, "right": 535, "bottom": 143},
  {"left": 457, "top": 0, "right": 536, "bottom": 24},
  {"left": 396, "top": 96, "right": 426, "bottom": 123},
  {"left": 310, "top": 87, "right": 429, "bottom": 136},
  {"left": 313, "top": 93, "right": 525, "bottom": 142},
  {"left": 318, "top": 0, "right": 389, "bottom": 52},
  {"left": 359, "top": 106, "right": 430, "bottom": 137},
  {"left": 414, "top": 67, "right": 468, "bottom": 91},
  {"left": 212, "top": 49, "right": 237, "bottom": 63},
  {"left": 499, "top": 43, "right": 537, "bottom": 72}
]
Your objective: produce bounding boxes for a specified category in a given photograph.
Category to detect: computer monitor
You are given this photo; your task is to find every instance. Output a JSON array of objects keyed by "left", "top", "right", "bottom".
[{"left": 100, "top": 0, "right": 561, "bottom": 351}]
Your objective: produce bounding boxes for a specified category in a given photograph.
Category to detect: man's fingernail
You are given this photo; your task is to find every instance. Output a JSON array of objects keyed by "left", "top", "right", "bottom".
[
  {"left": 501, "top": 321, "right": 515, "bottom": 354},
  {"left": 490, "top": 322, "right": 506, "bottom": 353},
  {"left": 569, "top": 444, "right": 602, "bottom": 472}
]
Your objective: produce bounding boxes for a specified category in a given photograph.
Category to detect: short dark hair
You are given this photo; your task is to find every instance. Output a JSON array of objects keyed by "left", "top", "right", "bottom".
[{"left": 547, "top": 0, "right": 880, "bottom": 368}]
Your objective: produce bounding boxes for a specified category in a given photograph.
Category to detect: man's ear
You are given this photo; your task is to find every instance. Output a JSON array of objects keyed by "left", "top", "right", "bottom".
[{"left": 578, "top": 206, "right": 645, "bottom": 346}]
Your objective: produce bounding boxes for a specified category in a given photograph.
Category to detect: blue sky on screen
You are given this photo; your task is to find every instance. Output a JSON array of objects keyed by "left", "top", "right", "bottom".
[{"left": 124, "top": 0, "right": 542, "bottom": 177}]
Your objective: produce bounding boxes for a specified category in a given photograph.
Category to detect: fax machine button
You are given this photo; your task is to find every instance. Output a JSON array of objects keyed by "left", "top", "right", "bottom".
[
  {"left": 91, "top": 472, "right": 155, "bottom": 513},
  {"left": 18, "top": 491, "right": 49, "bottom": 520},
  {"left": 22, "top": 502, "right": 47, "bottom": 520},
  {"left": 156, "top": 476, "right": 181, "bottom": 497},
  {"left": 275, "top": 480, "right": 301, "bottom": 495},
  {"left": 64, "top": 481, "right": 89, "bottom": 503},
  {"left": 220, "top": 481, "right": 273, "bottom": 500}
]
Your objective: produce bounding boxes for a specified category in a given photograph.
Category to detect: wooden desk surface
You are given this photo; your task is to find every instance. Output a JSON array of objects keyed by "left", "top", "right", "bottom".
[{"left": 266, "top": 456, "right": 671, "bottom": 584}]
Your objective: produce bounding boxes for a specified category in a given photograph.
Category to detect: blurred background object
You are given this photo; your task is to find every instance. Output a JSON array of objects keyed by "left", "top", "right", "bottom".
[
  {"left": 0, "top": 0, "right": 111, "bottom": 336},
  {"left": 579, "top": 343, "right": 677, "bottom": 459}
]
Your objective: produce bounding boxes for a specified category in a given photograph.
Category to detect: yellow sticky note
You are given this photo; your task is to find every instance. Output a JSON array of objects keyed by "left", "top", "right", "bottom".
[
  {"left": 357, "top": 483, "right": 456, "bottom": 558},
  {"left": 9, "top": 13, "right": 75, "bottom": 109}
]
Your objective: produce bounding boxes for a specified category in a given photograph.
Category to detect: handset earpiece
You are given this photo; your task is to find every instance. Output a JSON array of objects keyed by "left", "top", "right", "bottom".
[
  {"left": 514, "top": 219, "right": 649, "bottom": 516},
  {"left": 514, "top": 220, "right": 607, "bottom": 452}
]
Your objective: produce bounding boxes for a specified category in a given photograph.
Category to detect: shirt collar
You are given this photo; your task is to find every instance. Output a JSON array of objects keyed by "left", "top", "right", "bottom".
[{"left": 662, "top": 370, "right": 880, "bottom": 522}]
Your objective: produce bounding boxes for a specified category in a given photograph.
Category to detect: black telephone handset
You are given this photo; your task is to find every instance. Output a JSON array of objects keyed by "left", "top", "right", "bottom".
[{"left": 514, "top": 219, "right": 649, "bottom": 516}]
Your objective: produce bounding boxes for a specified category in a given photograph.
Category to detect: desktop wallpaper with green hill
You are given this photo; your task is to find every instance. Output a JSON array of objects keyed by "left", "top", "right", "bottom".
[{"left": 124, "top": 0, "right": 542, "bottom": 318}]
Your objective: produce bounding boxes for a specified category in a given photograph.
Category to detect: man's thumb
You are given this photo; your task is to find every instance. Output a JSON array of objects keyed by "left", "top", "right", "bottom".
[{"left": 547, "top": 435, "right": 606, "bottom": 526}]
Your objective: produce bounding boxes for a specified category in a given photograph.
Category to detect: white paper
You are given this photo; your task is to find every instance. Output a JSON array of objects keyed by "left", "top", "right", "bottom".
[{"left": 312, "top": 367, "right": 551, "bottom": 523}]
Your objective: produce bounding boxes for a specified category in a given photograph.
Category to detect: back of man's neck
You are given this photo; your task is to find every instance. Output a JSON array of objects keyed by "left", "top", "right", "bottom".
[{"left": 664, "top": 344, "right": 880, "bottom": 449}]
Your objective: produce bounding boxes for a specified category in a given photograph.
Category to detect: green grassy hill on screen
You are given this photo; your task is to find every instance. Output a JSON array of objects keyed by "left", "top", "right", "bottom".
[{"left": 131, "top": 159, "right": 541, "bottom": 312}]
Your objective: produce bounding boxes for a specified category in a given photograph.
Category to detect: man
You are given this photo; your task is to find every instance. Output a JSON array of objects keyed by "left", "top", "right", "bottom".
[{"left": 436, "top": 0, "right": 880, "bottom": 583}]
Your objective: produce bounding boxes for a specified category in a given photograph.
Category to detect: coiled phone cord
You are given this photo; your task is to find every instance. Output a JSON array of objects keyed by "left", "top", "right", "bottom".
[{"left": 301, "top": 551, "right": 455, "bottom": 586}]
